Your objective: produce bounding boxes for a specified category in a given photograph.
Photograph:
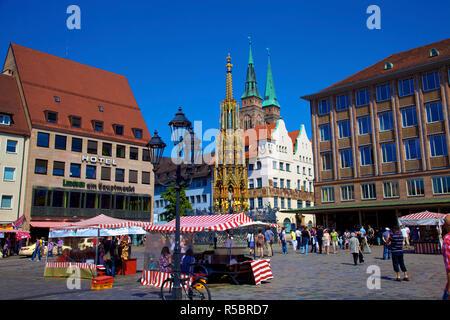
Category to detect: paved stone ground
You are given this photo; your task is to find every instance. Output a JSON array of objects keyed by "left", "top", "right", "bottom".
[{"left": 0, "top": 244, "right": 446, "bottom": 300}]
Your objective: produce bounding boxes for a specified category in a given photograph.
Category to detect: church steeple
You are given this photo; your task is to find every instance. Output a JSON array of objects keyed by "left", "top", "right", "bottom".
[
  {"left": 262, "top": 49, "right": 280, "bottom": 108},
  {"left": 241, "top": 37, "right": 262, "bottom": 100},
  {"left": 262, "top": 48, "right": 280, "bottom": 125}
]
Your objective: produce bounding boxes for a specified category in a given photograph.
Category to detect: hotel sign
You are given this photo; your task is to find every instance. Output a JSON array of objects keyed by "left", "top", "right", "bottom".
[{"left": 82, "top": 155, "right": 117, "bottom": 166}]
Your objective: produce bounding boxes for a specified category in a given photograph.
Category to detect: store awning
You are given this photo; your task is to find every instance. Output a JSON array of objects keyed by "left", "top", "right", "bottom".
[
  {"left": 145, "top": 213, "right": 269, "bottom": 233},
  {"left": 398, "top": 211, "right": 448, "bottom": 226},
  {"left": 50, "top": 214, "right": 152, "bottom": 230},
  {"left": 31, "top": 221, "right": 67, "bottom": 228}
]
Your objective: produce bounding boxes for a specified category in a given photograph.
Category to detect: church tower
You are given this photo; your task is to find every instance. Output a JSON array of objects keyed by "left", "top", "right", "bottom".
[
  {"left": 239, "top": 38, "right": 265, "bottom": 130},
  {"left": 262, "top": 49, "right": 281, "bottom": 124},
  {"left": 213, "top": 55, "right": 249, "bottom": 214}
]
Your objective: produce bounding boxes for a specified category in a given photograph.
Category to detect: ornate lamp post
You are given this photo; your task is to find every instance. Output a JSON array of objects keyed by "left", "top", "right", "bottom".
[{"left": 147, "top": 107, "right": 197, "bottom": 300}]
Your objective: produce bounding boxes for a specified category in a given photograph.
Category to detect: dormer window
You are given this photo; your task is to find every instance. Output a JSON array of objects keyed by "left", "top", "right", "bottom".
[
  {"left": 98, "top": 105, "right": 104, "bottom": 112},
  {"left": 133, "top": 128, "right": 143, "bottom": 139},
  {"left": 429, "top": 48, "right": 439, "bottom": 58},
  {"left": 384, "top": 61, "right": 393, "bottom": 70},
  {"left": 114, "top": 124, "right": 124, "bottom": 135},
  {"left": 0, "top": 114, "right": 11, "bottom": 126},
  {"left": 93, "top": 120, "right": 103, "bottom": 132},
  {"left": 45, "top": 111, "right": 58, "bottom": 123},
  {"left": 54, "top": 96, "right": 60, "bottom": 102},
  {"left": 70, "top": 116, "right": 82, "bottom": 128}
]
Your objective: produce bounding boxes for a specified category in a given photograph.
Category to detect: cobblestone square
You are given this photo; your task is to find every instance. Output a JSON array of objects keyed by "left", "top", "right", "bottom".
[{"left": 0, "top": 244, "right": 446, "bottom": 300}]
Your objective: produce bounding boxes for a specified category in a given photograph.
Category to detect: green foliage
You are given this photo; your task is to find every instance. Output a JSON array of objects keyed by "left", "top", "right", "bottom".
[{"left": 160, "top": 185, "right": 193, "bottom": 221}]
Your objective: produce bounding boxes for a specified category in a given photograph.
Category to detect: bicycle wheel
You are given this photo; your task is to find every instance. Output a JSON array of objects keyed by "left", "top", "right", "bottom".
[
  {"left": 187, "top": 279, "right": 211, "bottom": 300},
  {"left": 160, "top": 278, "right": 174, "bottom": 300}
]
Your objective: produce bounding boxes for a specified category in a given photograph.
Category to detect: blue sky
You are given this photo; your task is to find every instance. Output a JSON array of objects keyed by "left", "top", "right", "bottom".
[{"left": 1, "top": 0, "right": 448, "bottom": 153}]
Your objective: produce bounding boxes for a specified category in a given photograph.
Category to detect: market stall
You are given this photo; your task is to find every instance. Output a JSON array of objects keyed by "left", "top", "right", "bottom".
[
  {"left": 398, "top": 211, "right": 448, "bottom": 254},
  {"left": 0, "top": 229, "right": 30, "bottom": 258},
  {"left": 141, "top": 213, "right": 278, "bottom": 287},
  {"left": 46, "top": 214, "right": 151, "bottom": 278}
]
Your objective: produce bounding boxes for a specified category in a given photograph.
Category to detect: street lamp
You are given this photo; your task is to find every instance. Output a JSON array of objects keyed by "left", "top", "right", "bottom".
[{"left": 147, "top": 107, "right": 196, "bottom": 300}]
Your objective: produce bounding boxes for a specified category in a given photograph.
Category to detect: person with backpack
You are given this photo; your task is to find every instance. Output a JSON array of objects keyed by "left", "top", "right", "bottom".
[{"left": 255, "top": 229, "right": 265, "bottom": 259}]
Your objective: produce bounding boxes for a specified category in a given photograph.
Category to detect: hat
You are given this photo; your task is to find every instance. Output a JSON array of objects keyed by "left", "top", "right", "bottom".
[{"left": 385, "top": 228, "right": 390, "bottom": 231}]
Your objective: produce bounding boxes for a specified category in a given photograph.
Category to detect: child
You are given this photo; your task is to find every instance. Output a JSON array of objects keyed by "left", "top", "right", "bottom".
[{"left": 338, "top": 235, "right": 343, "bottom": 249}]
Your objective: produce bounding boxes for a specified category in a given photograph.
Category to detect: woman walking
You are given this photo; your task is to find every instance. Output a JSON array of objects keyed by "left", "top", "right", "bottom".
[{"left": 323, "top": 229, "right": 331, "bottom": 255}]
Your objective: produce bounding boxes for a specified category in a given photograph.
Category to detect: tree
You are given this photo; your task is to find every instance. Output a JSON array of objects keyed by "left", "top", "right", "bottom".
[{"left": 160, "top": 186, "right": 193, "bottom": 221}]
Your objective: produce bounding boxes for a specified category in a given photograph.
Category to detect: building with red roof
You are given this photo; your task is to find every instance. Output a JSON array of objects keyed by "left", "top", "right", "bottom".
[{"left": 2, "top": 43, "right": 154, "bottom": 233}]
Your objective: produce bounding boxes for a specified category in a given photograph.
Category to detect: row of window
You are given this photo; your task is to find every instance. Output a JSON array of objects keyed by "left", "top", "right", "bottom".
[
  {"left": 318, "top": 71, "right": 444, "bottom": 115},
  {"left": 271, "top": 178, "right": 313, "bottom": 192},
  {"left": 320, "top": 102, "right": 445, "bottom": 141},
  {"left": 32, "top": 188, "right": 151, "bottom": 211},
  {"left": 321, "top": 176, "right": 450, "bottom": 202},
  {"left": 44, "top": 110, "right": 143, "bottom": 139},
  {"left": 155, "top": 194, "right": 208, "bottom": 208},
  {"left": 34, "top": 159, "right": 151, "bottom": 184},
  {"left": 249, "top": 197, "right": 311, "bottom": 210},
  {"left": 271, "top": 161, "right": 313, "bottom": 176},
  {"left": 321, "top": 135, "right": 448, "bottom": 170},
  {"left": 36, "top": 132, "right": 150, "bottom": 161}
]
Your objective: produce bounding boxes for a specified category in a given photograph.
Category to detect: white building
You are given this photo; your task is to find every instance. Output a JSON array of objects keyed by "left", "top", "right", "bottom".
[{"left": 246, "top": 118, "right": 315, "bottom": 231}]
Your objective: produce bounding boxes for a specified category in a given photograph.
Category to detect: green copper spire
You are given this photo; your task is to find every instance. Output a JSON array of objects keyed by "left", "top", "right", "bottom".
[
  {"left": 262, "top": 48, "right": 280, "bottom": 108},
  {"left": 241, "top": 37, "right": 262, "bottom": 100}
]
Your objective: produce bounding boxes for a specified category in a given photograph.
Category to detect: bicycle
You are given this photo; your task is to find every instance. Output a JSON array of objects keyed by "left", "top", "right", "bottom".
[{"left": 160, "top": 264, "right": 211, "bottom": 300}]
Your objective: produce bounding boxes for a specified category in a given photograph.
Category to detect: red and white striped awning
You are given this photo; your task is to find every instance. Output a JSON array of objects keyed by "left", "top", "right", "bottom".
[
  {"left": 50, "top": 214, "right": 152, "bottom": 231},
  {"left": 145, "top": 213, "right": 263, "bottom": 233},
  {"left": 398, "top": 211, "right": 449, "bottom": 226}
]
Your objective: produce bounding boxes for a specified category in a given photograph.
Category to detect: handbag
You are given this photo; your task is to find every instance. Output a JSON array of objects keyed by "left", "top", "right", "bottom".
[{"left": 103, "top": 251, "right": 111, "bottom": 262}]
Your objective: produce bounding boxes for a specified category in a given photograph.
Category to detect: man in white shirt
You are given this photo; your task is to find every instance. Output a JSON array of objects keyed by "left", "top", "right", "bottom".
[{"left": 401, "top": 225, "right": 410, "bottom": 247}]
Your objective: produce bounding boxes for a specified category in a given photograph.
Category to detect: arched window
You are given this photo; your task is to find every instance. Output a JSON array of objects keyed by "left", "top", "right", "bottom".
[
  {"left": 429, "top": 48, "right": 439, "bottom": 57},
  {"left": 384, "top": 61, "right": 393, "bottom": 70},
  {"left": 256, "top": 161, "right": 262, "bottom": 170},
  {"left": 283, "top": 218, "right": 291, "bottom": 233}
]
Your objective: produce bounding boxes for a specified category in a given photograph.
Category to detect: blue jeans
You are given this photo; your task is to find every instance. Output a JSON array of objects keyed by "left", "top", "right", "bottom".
[
  {"left": 443, "top": 289, "right": 448, "bottom": 300},
  {"left": 281, "top": 241, "right": 287, "bottom": 254},
  {"left": 31, "top": 247, "right": 41, "bottom": 261},
  {"left": 383, "top": 244, "right": 391, "bottom": 260},
  {"left": 296, "top": 238, "right": 301, "bottom": 250},
  {"left": 301, "top": 238, "right": 309, "bottom": 255},
  {"left": 311, "top": 239, "right": 317, "bottom": 253},
  {"left": 106, "top": 256, "right": 115, "bottom": 277}
]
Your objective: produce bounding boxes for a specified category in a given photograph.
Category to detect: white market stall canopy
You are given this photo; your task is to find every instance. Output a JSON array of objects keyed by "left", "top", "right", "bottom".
[
  {"left": 145, "top": 213, "right": 279, "bottom": 233},
  {"left": 49, "top": 214, "right": 152, "bottom": 238},
  {"left": 398, "top": 211, "right": 449, "bottom": 226}
]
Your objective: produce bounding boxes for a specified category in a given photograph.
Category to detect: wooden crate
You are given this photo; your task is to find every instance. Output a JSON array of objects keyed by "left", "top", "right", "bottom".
[{"left": 91, "top": 275, "right": 114, "bottom": 290}]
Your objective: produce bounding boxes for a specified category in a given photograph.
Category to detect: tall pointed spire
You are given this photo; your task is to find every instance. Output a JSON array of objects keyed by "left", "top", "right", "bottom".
[
  {"left": 225, "top": 54, "right": 234, "bottom": 101},
  {"left": 262, "top": 48, "right": 280, "bottom": 108},
  {"left": 241, "top": 37, "right": 262, "bottom": 100}
]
